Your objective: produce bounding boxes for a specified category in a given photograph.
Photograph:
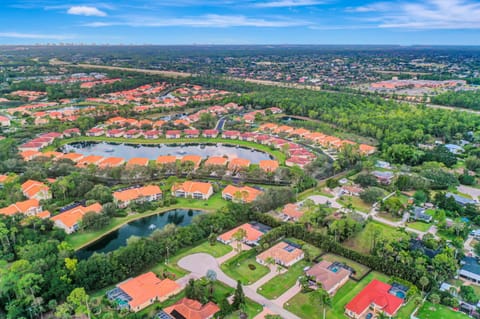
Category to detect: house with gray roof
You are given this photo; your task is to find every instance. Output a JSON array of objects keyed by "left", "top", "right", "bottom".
[
  {"left": 459, "top": 257, "right": 480, "bottom": 284},
  {"left": 411, "top": 206, "right": 432, "bottom": 223},
  {"left": 446, "top": 193, "right": 478, "bottom": 206}
]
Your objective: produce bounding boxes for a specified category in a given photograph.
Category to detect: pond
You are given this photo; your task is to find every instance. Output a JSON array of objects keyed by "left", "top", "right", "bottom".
[
  {"left": 77, "top": 208, "right": 204, "bottom": 259},
  {"left": 61, "top": 142, "right": 273, "bottom": 163}
]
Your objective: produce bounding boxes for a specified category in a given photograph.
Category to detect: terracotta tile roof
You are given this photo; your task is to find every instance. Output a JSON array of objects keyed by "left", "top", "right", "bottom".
[
  {"left": 41, "top": 151, "right": 63, "bottom": 159},
  {"left": 218, "top": 223, "right": 265, "bottom": 243},
  {"left": 345, "top": 279, "right": 403, "bottom": 317},
  {"left": 259, "top": 160, "right": 279, "bottom": 172},
  {"left": 0, "top": 175, "right": 8, "bottom": 184},
  {"left": 157, "top": 155, "right": 177, "bottom": 165},
  {"left": 306, "top": 260, "right": 351, "bottom": 294},
  {"left": 37, "top": 210, "right": 51, "bottom": 219},
  {"left": 228, "top": 158, "right": 251, "bottom": 170},
  {"left": 282, "top": 203, "right": 304, "bottom": 220},
  {"left": 118, "top": 272, "right": 181, "bottom": 309},
  {"left": 172, "top": 181, "right": 212, "bottom": 195},
  {"left": 50, "top": 203, "right": 102, "bottom": 228},
  {"left": 113, "top": 185, "right": 162, "bottom": 202},
  {"left": 98, "top": 157, "right": 125, "bottom": 168},
  {"left": 61, "top": 153, "right": 84, "bottom": 162},
  {"left": 20, "top": 150, "right": 42, "bottom": 160},
  {"left": 164, "top": 298, "right": 220, "bottom": 319},
  {"left": 127, "top": 157, "right": 150, "bottom": 167},
  {"left": 204, "top": 156, "right": 228, "bottom": 166},
  {"left": 0, "top": 199, "right": 41, "bottom": 216},
  {"left": 222, "top": 185, "right": 263, "bottom": 203},
  {"left": 257, "top": 241, "right": 304, "bottom": 265},
  {"left": 21, "top": 180, "right": 50, "bottom": 199},
  {"left": 181, "top": 155, "right": 202, "bottom": 167},
  {"left": 77, "top": 155, "right": 104, "bottom": 166}
]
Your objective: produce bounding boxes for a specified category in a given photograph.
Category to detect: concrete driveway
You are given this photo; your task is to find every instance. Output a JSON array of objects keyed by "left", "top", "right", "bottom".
[{"left": 178, "top": 253, "right": 301, "bottom": 319}]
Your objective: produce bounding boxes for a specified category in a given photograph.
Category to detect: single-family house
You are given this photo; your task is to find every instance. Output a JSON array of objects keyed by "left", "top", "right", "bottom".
[
  {"left": 160, "top": 298, "right": 219, "bottom": 319},
  {"left": 228, "top": 158, "right": 251, "bottom": 171},
  {"left": 222, "top": 130, "right": 240, "bottom": 139},
  {"left": 0, "top": 115, "right": 11, "bottom": 127},
  {"left": 109, "top": 272, "right": 181, "bottom": 313},
  {"left": 143, "top": 130, "right": 160, "bottom": 139},
  {"left": 372, "top": 171, "right": 394, "bottom": 185},
  {"left": 259, "top": 160, "right": 279, "bottom": 173},
  {"left": 203, "top": 129, "right": 219, "bottom": 138},
  {"left": 157, "top": 156, "right": 177, "bottom": 166},
  {"left": 21, "top": 180, "right": 51, "bottom": 200},
  {"left": 217, "top": 222, "right": 270, "bottom": 246},
  {"left": 127, "top": 157, "right": 150, "bottom": 167},
  {"left": 256, "top": 241, "right": 304, "bottom": 268},
  {"left": 411, "top": 206, "right": 432, "bottom": 223},
  {"left": 183, "top": 129, "right": 200, "bottom": 138},
  {"left": 181, "top": 155, "right": 202, "bottom": 169},
  {"left": 344, "top": 280, "right": 403, "bottom": 318},
  {"left": 171, "top": 181, "right": 213, "bottom": 200},
  {"left": 61, "top": 152, "right": 84, "bottom": 163},
  {"left": 446, "top": 193, "right": 477, "bottom": 206},
  {"left": 459, "top": 257, "right": 480, "bottom": 284},
  {"left": 204, "top": 156, "right": 228, "bottom": 167},
  {"left": 166, "top": 130, "right": 181, "bottom": 139},
  {"left": 98, "top": 157, "right": 125, "bottom": 168},
  {"left": 445, "top": 144, "right": 465, "bottom": 155},
  {"left": 306, "top": 261, "right": 351, "bottom": 295},
  {"left": 0, "top": 199, "right": 42, "bottom": 216},
  {"left": 281, "top": 203, "right": 305, "bottom": 221}
]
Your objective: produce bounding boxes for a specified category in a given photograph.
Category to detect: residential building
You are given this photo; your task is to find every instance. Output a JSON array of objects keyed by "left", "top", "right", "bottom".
[
  {"left": 166, "top": 130, "right": 181, "bottom": 139},
  {"left": 306, "top": 261, "right": 351, "bottom": 295},
  {"left": 446, "top": 193, "right": 478, "bottom": 206},
  {"left": 127, "top": 157, "right": 150, "bottom": 167},
  {"left": 203, "top": 129, "right": 219, "bottom": 138},
  {"left": 184, "top": 129, "right": 200, "bottom": 138},
  {"left": 172, "top": 181, "right": 213, "bottom": 200},
  {"left": 228, "top": 158, "right": 251, "bottom": 171},
  {"left": 86, "top": 127, "right": 104, "bottom": 137},
  {"left": 77, "top": 155, "right": 105, "bottom": 167},
  {"left": 256, "top": 241, "right": 304, "bottom": 267},
  {"left": 222, "top": 130, "right": 240, "bottom": 139},
  {"left": 181, "top": 155, "right": 202, "bottom": 168},
  {"left": 0, "top": 199, "right": 42, "bottom": 216},
  {"left": 50, "top": 202, "right": 102, "bottom": 234},
  {"left": 217, "top": 222, "right": 270, "bottom": 246},
  {"left": 109, "top": 272, "right": 181, "bottom": 313},
  {"left": 98, "top": 157, "right": 125, "bottom": 168},
  {"left": 372, "top": 171, "right": 394, "bottom": 185},
  {"left": 445, "top": 144, "right": 465, "bottom": 155},
  {"left": 222, "top": 185, "right": 263, "bottom": 203},
  {"left": 157, "top": 155, "right": 177, "bottom": 166},
  {"left": 459, "top": 257, "right": 480, "bottom": 284},
  {"left": 204, "top": 156, "right": 228, "bottom": 167},
  {"left": 160, "top": 298, "right": 220, "bottom": 319},
  {"left": 411, "top": 206, "right": 432, "bottom": 223},
  {"left": 21, "top": 180, "right": 51, "bottom": 200},
  {"left": 113, "top": 185, "right": 162, "bottom": 208},
  {"left": 344, "top": 279, "right": 403, "bottom": 318},
  {"left": 0, "top": 115, "right": 11, "bottom": 126},
  {"left": 259, "top": 160, "right": 279, "bottom": 173},
  {"left": 281, "top": 203, "right": 305, "bottom": 221},
  {"left": 61, "top": 152, "right": 84, "bottom": 162}
]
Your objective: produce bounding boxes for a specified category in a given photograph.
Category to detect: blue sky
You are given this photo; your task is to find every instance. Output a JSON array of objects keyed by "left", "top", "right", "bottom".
[{"left": 1, "top": 0, "right": 480, "bottom": 45}]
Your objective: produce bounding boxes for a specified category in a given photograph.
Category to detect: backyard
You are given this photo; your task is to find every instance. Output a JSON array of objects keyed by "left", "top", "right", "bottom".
[
  {"left": 221, "top": 249, "right": 270, "bottom": 285},
  {"left": 319, "top": 253, "right": 371, "bottom": 280},
  {"left": 257, "top": 260, "right": 310, "bottom": 299},
  {"left": 416, "top": 302, "right": 470, "bottom": 319}
]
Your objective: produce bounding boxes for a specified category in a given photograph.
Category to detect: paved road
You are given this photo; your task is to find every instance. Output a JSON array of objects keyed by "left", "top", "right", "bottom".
[
  {"left": 178, "top": 253, "right": 301, "bottom": 319},
  {"left": 215, "top": 116, "right": 227, "bottom": 132},
  {"left": 458, "top": 185, "right": 480, "bottom": 201}
]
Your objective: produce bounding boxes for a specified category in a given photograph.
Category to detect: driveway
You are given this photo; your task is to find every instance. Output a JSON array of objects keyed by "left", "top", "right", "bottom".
[
  {"left": 178, "top": 253, "right": 301, "bottom": 319},
  {"left": 458, "top": 185, "right": 480, "bottom": 201}
]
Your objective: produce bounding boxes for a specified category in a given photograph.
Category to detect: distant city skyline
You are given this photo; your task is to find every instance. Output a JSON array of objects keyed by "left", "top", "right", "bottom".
[{"left": 1, "top": 0, "right": 480, "bottom": 45}]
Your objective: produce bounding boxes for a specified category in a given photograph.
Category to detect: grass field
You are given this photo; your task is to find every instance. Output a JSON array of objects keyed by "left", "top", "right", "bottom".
[
  {"left": 285, "top": 271, "right": 390, "bottom": 319},
  {"left": 151, "top": 241, "right": 233, "bottom": 278},
  {"left": 319, "top": 253, "right": 370, "bottom": 280},
  {"left": 58, "top": 135, "right": 287, "bottom": 164},
  {"left": 416, "top": 302, "right": 470, "bottom": 319},
  {"left": 221, "top": 249, "right": 270, "bottom": 285},
  {"left": 407, "top": 221, "right": 432, "bottom": 232},
  {"left": 337, "top": 195, "right": 371, "bottom": 213},
  {"left": 344, "top": 221, "right": 410, "bottom": 254},
  {"left": 257, "top": 260, "right": 310, "bottom": 299}
]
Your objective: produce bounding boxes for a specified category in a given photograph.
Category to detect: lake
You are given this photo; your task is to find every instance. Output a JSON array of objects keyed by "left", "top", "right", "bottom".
[
  {"left": 62, "top": 142, "right": 273, "bottom": 163},
  {"left": 77, "top": 208, "right": 204, "bottom": 259}
]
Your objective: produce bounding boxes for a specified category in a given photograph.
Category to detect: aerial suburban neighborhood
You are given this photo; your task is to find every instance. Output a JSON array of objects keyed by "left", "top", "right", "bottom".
[{"left": 1, "top": 4, "right": 480, "bottom": 318}]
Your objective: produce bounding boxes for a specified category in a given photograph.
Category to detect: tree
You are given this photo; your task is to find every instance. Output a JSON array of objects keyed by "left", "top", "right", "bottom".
[
  {"left": 360, "top": 187, "right": 384, "bottom": 204},
  {"left": 309, "top": 285, "right": 331, "bottom": 319},
  {"left": 419, "top": 276, "right": 429, "bottom": 294},
  {"left": 233, "top": 280, "right": 246, "bottom": 310},
  {"left": 85, "top": 184, "right": 113, "bottom": 204},
  {"left": 381, "top": 197, "right": 404, "bottom": 217},
  {"left": 232, "top": 228, "right": 247, "bottom": 252},
  {"left": 66, "top": 287, "right": 91, "bottom": 318},
  {"left": 460, "top": 285, "right": 479, "bottom": 304},
  {"left": 355, "top": 174, "right": 378, "bottom": 187},
  {"left": 429, "top": 293, "right": 440, "bottom": 305}
]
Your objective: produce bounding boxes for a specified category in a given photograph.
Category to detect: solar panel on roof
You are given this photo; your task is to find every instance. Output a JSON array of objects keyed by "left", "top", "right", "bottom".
[{"left": 284, "top": 245, "right": 296, "bottom": 253}]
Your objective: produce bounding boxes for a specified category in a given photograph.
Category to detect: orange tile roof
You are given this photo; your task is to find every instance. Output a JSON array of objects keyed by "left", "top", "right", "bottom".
[
  {"left": 0, "top": 175, "right": 8, "bottom": 184},
  {"left": 21, "top": 180, "right": 50, "bottom": 199},
  {"left": 359, "top": 144, "right": 376, "bottom": 154},
  {"left": 282, "top": 203, "right": 304, "bottom": 219},
  {"left": 257, "top": 241, "right": 304, "bottom": 265},
  {"left": 41, "top": 151, "right": 63, "bottom": 159},
  {"left": 204, "top": 156, "right": 228, "bottom": 166},
  {"left": 51, "top": 203, "right": 102, "bottom": 228},
  {"left": 61, "top": 153, "right": 84, "bottom": 162},
  {"left": 77, "top": 155, "right": 104, "bottom": 166},
  {"left": 218, "top": 223, "right": 265, "bottom": 243},
  {"left": 15, "top": 199, "right": 40, "bottom": 213},
  {"left": 127, "top": 157, "right": 150, "bottom": 167},
  {"left": 259, "top": 160, "right": 279, "bottom": 172},
  {"left": 222, "top": 185, "right": 263, "bottom": 203},
  {"left": 164, "top": 298, "right": 220, "bottom": 319},
  {"left": 172, "top": 181, "right": 212, "bottom": 195},
  {"left": 181, "top": 155, "right": 202, "bottom": 167},
  {"left": 156, "top": 155, "right": 177, "bottom": 165},
  {"left": 228, "top": 158, "right": 251, "bottom": 170},
  {"left": 118, "top": 272, "right": 181, "bottom": 309},
  {"left": 259, "top": 123, "right": 278, "bottom": 131},
  {"left": 20, "top": 150, "right": 42, "bottom": 160},
  {"left": 37, "top": 210, "right": 51, "bottom": 219},
  {"left": 98, "top": 157, "right": 125, "bottom": 168},
  {"left": 113, "top": 185, "right": 162, "bottom": 202},
  {"left": 0, "top": 205, "right": 21, "bottom": 216}
]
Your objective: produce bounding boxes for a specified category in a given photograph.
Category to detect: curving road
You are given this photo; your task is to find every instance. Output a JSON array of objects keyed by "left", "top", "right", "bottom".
[{"left": 178, "top": 253, "right": 301, "bottom": 319}]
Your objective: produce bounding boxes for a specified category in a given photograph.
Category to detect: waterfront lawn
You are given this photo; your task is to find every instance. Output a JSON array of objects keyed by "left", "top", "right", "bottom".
[
  {"left": 344, "top": 221, "right": 410, "bottom": 254},
  {"left": 284, "top": 271, "right": 390, "bottom": 319},
  {"left": 319, "top": 253, "right": 370, "bottom": 280},
  {"left": 67, "top": 204, "right": 215, "bottom": 250},
  {"left": 416, "top": 302, "right": 470, "bottom": 319},
  {"left": 152, "top": 240, "right": 232, "bottom": 279},
  {"left": 175, "top": 192, "right": 226, "bottom": 210},
  {"left": 221, "top": 249, "right": 270, "bottom": 285},
  {"left": 258, "top": 260, "right": 310, "bottom": 299}
]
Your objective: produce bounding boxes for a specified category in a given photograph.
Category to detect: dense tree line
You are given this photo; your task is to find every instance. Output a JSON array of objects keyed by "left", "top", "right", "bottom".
[{"left": 432, "top": 90, "right": 480, "bottom": 110}]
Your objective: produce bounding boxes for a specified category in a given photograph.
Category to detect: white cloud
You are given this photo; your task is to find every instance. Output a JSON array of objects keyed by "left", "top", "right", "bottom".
[
  {"left": 346, "top": 2, "right": 392, "bottom": 13},
  {"left": 0, "top": 32, "right": 73, "bottom": 40},
  {"left": 84, "top": 14, "right": 310, "bottom": 28},
  {"left": 67, "top": 6, "right": 107, "bottom": 17},
  {"left": 352, "top": 0, "right": 480, "bottom": 29},
  {"left": 254, "top": 0, "right": 324, "bottom": 8}
]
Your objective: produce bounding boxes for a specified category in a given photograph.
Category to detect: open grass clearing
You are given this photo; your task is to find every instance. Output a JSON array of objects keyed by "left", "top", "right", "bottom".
[
  {"left": 257, "top": 260, "right": 310, "bottom": 299},
  {"left": 221, "top": 249, "right": 270, "bottom": 285},
  {"left": 416, "top": 302, "right": 470, "bottom": 319}
]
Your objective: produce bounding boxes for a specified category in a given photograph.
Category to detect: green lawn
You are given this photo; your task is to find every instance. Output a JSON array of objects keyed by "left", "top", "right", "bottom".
[
  {"left": 416, "top": 302, "right": 470, "bottom": 319},
  {"left": 151, "top": 241, "right": 233, "bottom": 279},
  {"left": 395, "top": 296, "right": 421, "bottom": 319},
  {"left": 59, "top": 135, "right": 287, "bottom": 164},
  {"left": 258, "top": 260, "right": 310, "bottom": 299},
  {"left": 377, "top": 212, "right": 402, "bottom": 223},
  {"left": 221, "top": 249, "right": 270, "bottom": 285},
  {"left": 67, "top": 203, "right": 217, "bottom": 250},
  {"left": 284, "top": 271, "right": 390, "bottom": 319},
  {"left": 407, "top": 221, "right": 432, "bottom": 232},
  {"left": 344, "top": 221, "right": 410, "bottom": 254},
  {"left": 337, "top": 195, "right": 371, "bottom": 213},
  {"left": 319, "top": 253, "right": 370, "bottom": 280}
]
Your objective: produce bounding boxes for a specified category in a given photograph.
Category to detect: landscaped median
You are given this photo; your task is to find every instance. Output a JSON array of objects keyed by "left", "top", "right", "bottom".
[
  {"left": 220, "top": 249, "right": 270, "bottom": 285},
  {"left": 55, "top": 135, "right": 287, "bottom": 164}
]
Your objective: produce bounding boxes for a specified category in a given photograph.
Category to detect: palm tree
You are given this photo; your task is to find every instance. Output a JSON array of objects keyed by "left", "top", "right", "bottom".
[
  {"left": 232, "top": 228, "right": 247, "bottom": 252},
  {"left": 309, "top": 285, "right": 331, "bottom": 319}
]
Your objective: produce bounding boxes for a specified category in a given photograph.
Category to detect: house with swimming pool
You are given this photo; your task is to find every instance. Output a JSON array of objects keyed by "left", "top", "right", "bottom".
[{"left": 305, "top": 260, "right": 351, "bottom": 296}]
